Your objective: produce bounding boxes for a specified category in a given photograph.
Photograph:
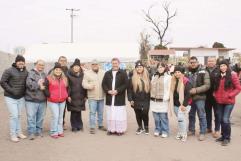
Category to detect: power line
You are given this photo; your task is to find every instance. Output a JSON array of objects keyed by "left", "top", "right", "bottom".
[{"left": 66, "top": 8, "right": 80, "bottom": 43}]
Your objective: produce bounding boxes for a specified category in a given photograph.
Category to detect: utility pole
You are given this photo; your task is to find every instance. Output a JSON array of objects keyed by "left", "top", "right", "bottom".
[{"left": 66, "top": 8, "right": 80, "bottom": 43}]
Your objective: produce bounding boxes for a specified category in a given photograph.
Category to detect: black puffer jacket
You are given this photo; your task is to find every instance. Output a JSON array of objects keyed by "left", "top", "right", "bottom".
[
  {"left": 127, "top": 78, "right": 150, "bottom": 109},
  {"left": 0, "top": 63, "right": 28, "bottom": 99},
  {"left": 66, "top": 69, "right": 87, "bottom": 112}
]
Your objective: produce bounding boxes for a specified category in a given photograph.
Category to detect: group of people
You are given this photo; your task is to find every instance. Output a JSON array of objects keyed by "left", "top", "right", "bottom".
[{"left": 0, "top": 55, "right": 240, "bottom": 146}]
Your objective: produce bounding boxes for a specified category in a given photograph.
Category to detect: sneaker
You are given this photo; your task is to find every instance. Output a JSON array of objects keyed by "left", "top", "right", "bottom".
[
  {"left": 58, "top": 133, "right": 64, "bottom": 137},
  {"left": 154, "top": 131, "right": 160, "bottom": 137},
  {"left": 63, "top": 124, "right": 67, "bottom": 130},
  {"left": 90, "top": 128, "right": 95, "bottom": 134},
  {"left": 98, "top": 126, "right": 107, "bottom": 131},
  {"left": 161, "top": 133, "right": 168, "bottom": 138},
  {"left": 18, "top": 134, "right": 27, "bottom": 139},
  {"left": 206, "top": 128, "right": 212, "bottom": 133},
  {"left": 77, "top": 127, "right": 84, "bottom": 132},
  {"left": 181, "top": 134, "right": 187, "bottom": 142},
  {"left": 29, "top": 134, "right": 35, "bottom": 140},
  {"left": 221, "top": 139, "right": 230, "bottom": 146},
  {"left": 144, "top": 128, "right": 149, "bottom": 135},
  {"left": 216, "top": 137, "right": 224, "bottom": 142},
  {"left": 72, "top": 128, "right": 78, "bottom": 132},
  {"left": 35, "top": 133, "right": 44, "bottom": 137},
  {"left": 51, "top": 135, "right": 59, "bottom": 139},
  {"left": 198, "top": 134, "right": 206, "bottom": 141},
  {"left": 107, "top": 131, "right": 112, "bottom": 135},
  {"left": 11, "top": 136, "right": 20, "bottom": 142},
  {"left": 117, "top": 132, "right": 124, "bottom": 136},
  {"left": 175, "top": 133, "right": 182, "bottom": 140},
  {"left": 136, "top": 127, "right": 144, "bottom": 135},
  {"left": 187, "top": 131, "right": 195, "bottom": 136},
  {"left": 213, "top": 131, "right": 220, "bottom": 138}
]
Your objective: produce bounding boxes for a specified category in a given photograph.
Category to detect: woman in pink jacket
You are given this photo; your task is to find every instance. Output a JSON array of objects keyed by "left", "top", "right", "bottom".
[{"left": 213, "top": 60, "right": 241, "bottom": 146}]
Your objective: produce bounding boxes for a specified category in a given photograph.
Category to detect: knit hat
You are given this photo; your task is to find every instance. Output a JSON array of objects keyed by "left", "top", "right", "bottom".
[
  {"left": 15, "top": 55, "right": 25, "bottom": 63},
  {"left": 53, "top": 62, "right": 62, "bottom": 69},
  {"left": 71, "top": 58, "right": 81, "bottom": 68},
  {"left": 219, "top": 59, "right": 229, "bottom": 66},
  {"left": 135, "top": 60, "right": 144, "bottom": 68},
  {"left": 174, "top": 65, "right": 185, "bottom": 74}
]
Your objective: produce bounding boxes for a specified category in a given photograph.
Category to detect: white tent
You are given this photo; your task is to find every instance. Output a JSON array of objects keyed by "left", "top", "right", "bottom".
[{"left": 24, "top": 42, "right": 139, "bottom": 62}]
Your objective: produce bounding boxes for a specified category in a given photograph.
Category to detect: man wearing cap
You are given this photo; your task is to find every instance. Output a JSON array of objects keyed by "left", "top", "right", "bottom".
[
  {"left": 0, "top": 55, "right": 28, "bottom": 142},
  {"left": 82, "top": 59, "right": 106, "bottom": 134}
]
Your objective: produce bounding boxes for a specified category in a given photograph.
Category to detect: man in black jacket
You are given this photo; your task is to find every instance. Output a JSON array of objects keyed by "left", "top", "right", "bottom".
[
  {"left": 185, "top": 56, "right": 210, "bottom": 141},
  {"left": 102, "top": 58, "right": 128, "bottom": 135},
  {"left": 205, "top": 57, "right": 220, "bottom": 138},
  {"left": 0, "top": 55, "right": 28, "bottom": 142}
]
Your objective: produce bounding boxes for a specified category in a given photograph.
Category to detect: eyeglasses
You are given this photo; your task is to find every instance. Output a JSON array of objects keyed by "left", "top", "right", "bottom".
[{"left": 189, "top": 61, "right": 197, "bottom": 64}]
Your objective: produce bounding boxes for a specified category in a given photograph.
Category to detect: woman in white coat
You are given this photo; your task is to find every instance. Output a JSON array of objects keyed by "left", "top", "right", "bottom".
[{"left": 150, "top": 62, "right": 171, "bottom": 138}]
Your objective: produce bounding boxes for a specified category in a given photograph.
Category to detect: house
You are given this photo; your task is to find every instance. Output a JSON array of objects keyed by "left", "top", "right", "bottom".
[
  {"left": 170, "top": 47, "right": 235, "bottom": 65},
  {"left": 147, "top": 49, "right": 175, "bottom": 61}
]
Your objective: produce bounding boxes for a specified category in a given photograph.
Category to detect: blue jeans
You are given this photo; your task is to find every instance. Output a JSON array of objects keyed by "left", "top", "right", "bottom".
[
  {"left": 25, "top": 101, "right": 46, "bottom": 135},
  {"left": 174, "top": 106, "right": 191, "bottom": 134},
  {"left": 152, "top": 112, "right": 169, "bottom": 135},
  {"left": 48, "top": 101, "right": 65, "bottom": 135},
  {"left": 88, "top": 99, "right": 104, "bottom": 128},
  {"left": 189, "top": 100, "right": 207, "bottom": 134},
  {"left": 4, "top": 97, "right": 25, "bottom": 137},
  {"left": 216, "top": 104, "right": 234, "bottom": 140}
]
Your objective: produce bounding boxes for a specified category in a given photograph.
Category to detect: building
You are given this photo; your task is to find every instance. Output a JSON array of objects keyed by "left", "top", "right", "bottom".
[
  {"left": 170, "top": 47, "right": 235, "bottom": 65},
  {"left": 147, "top": 49, "right": 175, "bottom": 61}
]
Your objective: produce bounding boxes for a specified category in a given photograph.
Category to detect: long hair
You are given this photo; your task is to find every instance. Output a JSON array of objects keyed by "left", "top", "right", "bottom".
[
  {"left": 132, "top": 67, "right": 150, "bottom": 93},
  {"left": 214, "top": 67, "right": 233, "bottom": 91},
  {"left": 49, "top": 70, "right": 68, "bottom": 87}
]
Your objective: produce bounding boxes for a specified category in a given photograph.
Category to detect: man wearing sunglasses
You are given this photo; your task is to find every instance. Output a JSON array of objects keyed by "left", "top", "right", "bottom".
[{"left": 185, "top": 56, "right": 210, "bottom": 141}]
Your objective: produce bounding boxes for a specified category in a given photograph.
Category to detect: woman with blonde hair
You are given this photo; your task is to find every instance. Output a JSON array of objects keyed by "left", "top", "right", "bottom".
[
  {"left": 169, "top": 66, "right": 192, "bottom": 142},
  {"left": 128, "top": 61, "right": 150, "bottom": 134},
  {"left": 44, "top": 62, "right": 68, "bottom": 139}
]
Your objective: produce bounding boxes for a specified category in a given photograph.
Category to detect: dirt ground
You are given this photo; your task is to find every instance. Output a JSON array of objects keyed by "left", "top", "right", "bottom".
[{"left": 0, "top": 94, "right": 241, "bottom": 161}]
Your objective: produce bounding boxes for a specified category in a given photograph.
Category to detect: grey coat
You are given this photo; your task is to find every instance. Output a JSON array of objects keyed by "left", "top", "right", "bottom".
[{"left": 25, "top": 69, "right": 47, "bottom": 102}]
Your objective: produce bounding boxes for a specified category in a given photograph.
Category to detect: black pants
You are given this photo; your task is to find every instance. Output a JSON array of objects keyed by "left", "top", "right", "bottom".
[
  {"left": 63, "top": 104, "right": 67, "bottom": 125},
  {"left": 134, "top": 108, "right": 149, "bottom": 129},
  {"left": 205, "top": 97, "right": 220, "bottom": 131},
  {"left": 70, "top": 111, "right": 83, "bottom": 129}
]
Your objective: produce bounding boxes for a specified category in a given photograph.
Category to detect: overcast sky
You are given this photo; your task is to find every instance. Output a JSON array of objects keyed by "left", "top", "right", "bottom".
[{"left": 0, "top": 0, "right": 241, "bottom": 59}]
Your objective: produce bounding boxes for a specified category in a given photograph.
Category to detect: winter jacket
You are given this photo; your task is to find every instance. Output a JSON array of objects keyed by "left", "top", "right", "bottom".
[
  {"left": 213, "top": 72, "right": 241, "bottom": 104},
  {"left": 150, "top": 73, "right": 171, "bottom": 113},
  {"left": 173, "top": 77, "right": 192, "bottom": 107},
  {"left": 206, "top": 66, "right": 219, "bottom": 99},
  {"left": 67, "top": 69, "right": 87, "bottom": 112},
  {"left": 25, "top": 69, "right": 47, "bottom": 102},
  {"left": 102, "top": 69, "right": 128, "bottom": 106},
  {"left": 0, "top": 63, "right": 28, "bottom": 99},
  {"left": 127, "top": 77, "right": 150, "bottom": 110},
  {"left": 185, "top": 66, "right": 210, "bottom": 101},
  {"left": 44, "top": 76, "right": 68, "bottom": 103},
  {"left": 150, "top": 73, "right": 171, "bottom": 101},
  {"left": 82, "top": 69, "right": 105, "bottom": 100}
]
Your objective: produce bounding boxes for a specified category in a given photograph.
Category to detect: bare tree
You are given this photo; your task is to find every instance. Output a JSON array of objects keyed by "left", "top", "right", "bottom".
[
  {"left": 139, "top": 31, "right": 152, "bottom": 62},
  {"left": 143, "top": 1, "right": 177, "bottom": 48}
]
